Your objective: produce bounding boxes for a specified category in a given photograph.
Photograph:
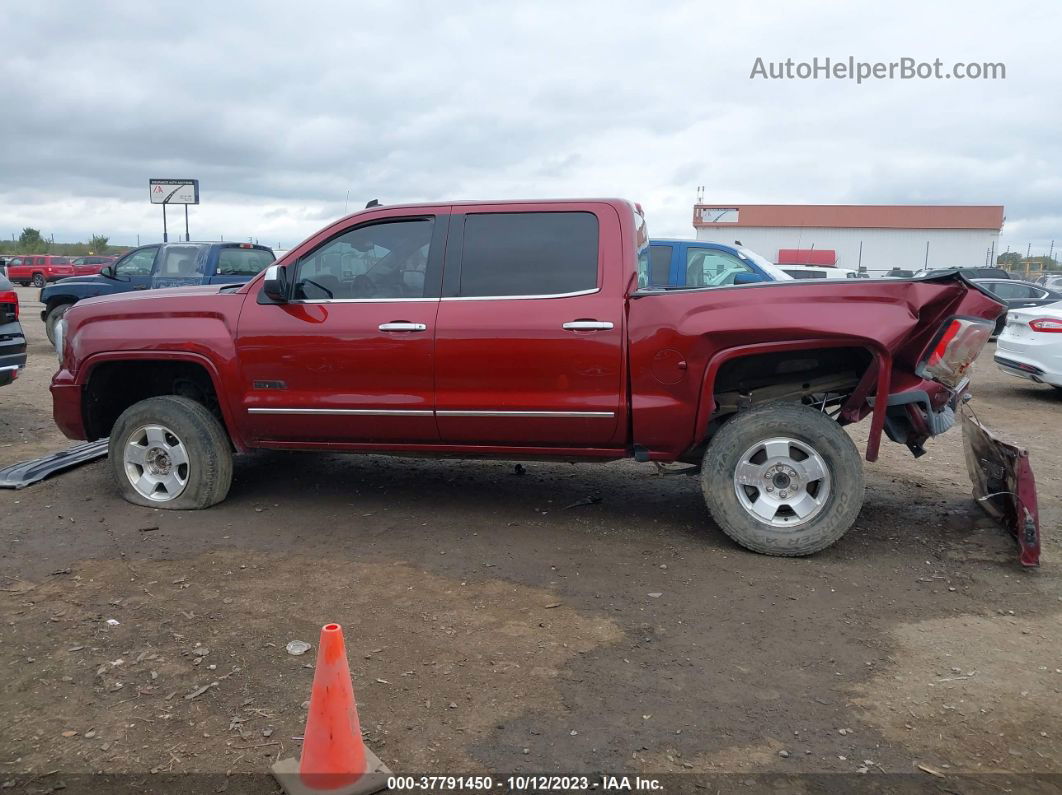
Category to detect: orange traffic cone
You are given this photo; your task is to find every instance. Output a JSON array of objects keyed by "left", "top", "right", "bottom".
[{"left": 272, "top": 623, "right": 391, "bottom": 795}]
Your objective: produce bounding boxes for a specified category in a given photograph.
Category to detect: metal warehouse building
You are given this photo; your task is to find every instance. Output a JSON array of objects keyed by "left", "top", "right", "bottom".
[{"left": 693, "top": 204, "right": 1004, "bottom": 275}]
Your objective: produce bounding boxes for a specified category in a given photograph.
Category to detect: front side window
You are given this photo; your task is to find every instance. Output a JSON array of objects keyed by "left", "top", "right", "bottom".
[
  {"left": 459, "top": 212, "right": 598, "bottom": 297},
  {"left": 115, "top": 247, "right": 158, "bottom": 276},
  {"left": 295, "top": 217, "right": 434, "bottom": 300},
  {"left": 217, "top": 248, "right": 275, "bottom": 276},
  {"left": 686, "top": 249, "right": 755, "bottom": 287}
]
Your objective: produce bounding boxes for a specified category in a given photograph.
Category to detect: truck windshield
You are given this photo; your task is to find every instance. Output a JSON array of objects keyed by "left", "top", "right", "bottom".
[
  {"left": 737, "top": 247, "right": 793, "bottom": 281},
  {"left": 217, "top": 248, "right": 275, "bottom": 276}
]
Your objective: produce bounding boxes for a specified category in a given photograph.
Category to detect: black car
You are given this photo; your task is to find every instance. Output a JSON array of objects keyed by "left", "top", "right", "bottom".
[
  {"left": 924, "top": 266, "right": 1012, "bottom": 280},
  {"left": 973, "top": 278, "right": 1062, "bottom": 337},
  {"left": 0, "top": 273, "right": 27, "bottom": 387}
]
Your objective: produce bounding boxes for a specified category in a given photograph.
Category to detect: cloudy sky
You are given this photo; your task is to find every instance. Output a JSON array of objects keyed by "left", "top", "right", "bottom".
[{"left": 2, "top": 0, "right": 1060, "bottom": 256}]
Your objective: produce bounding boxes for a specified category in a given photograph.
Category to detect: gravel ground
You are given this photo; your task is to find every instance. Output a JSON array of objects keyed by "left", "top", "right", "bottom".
[{"left": 0, "top": 286, "right": 1059, "bottom": 792}]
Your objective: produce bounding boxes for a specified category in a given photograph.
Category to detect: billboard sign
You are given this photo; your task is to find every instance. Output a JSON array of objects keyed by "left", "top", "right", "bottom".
[
  {"left": 149, "top": 178, "right": 200, "bottom": 205},
  {"left": 695, "top": 207, "right": 740, "bottom": 224}
]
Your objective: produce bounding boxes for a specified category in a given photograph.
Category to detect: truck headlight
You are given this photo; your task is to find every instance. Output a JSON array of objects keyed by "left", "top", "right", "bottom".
[{"left": 54, "top": 317, "right": 65, "bottom": 362}]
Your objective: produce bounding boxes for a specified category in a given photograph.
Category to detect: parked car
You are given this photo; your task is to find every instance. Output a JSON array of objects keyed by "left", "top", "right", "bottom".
[
  {"left": 972, "top": 279, "right": 1062, "bottom": 337},
  {"left": 68, "top": 255, "right": 117, "bottom": 277},
  {"left": 995, "top": 303, "right": 1062, "bottom": 391},
  {"left": 6, "top": 255, "right": 75, "bottom": 286},
  {"left": 49, "top": 199, "right": 1021, "bottom": 561},
  {"left": 39, "top": 241, "right": 274, "bottom": 345},
  {"left": 0, "top": 273, "right": 27, "bottom": 387},
  {"left": 1035, "top": 274, "right": 1062, "bottom": 290},
  {"left": 647, "top": 239, "right": 791, "bottom": 288},
  {"left": 780, "top": 265, "right": 858, "bottom": 280},
  {"left": 921, "top": 266, "right": 1011, "bottom": 280}
]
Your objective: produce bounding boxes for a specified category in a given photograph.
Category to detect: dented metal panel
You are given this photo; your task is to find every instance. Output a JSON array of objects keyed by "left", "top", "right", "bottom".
[
  {"left": 961, "top": 407, "right": 1040, "bottom": 567},
  {"left": 0, "top": 440, "right": 108, "bottom": 489}
]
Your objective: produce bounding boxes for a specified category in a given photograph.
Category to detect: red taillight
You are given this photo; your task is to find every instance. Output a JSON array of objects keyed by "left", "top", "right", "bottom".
[
  {"left": 0, "top": 289, "right": 18, "bottom": 321},
  {"left": 1029, "top": 318, "right": 1062, "bottom": 333},
  {"left": 919, "top": 317, "right": 993, "bottom": 389}
]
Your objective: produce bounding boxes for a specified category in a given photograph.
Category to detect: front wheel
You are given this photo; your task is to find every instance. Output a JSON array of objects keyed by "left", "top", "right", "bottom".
[
  {"left": 109, "top": 395, "right": 233, "bottom": 509},
  {"left": 31, "top": 273, "right": 45, "bottom": 287},
  {"left": 701, "top": 402, "right": 865, "bottom": 556},
  {"left": 45, "top": 303, "right": 72, "bottom": 346}
]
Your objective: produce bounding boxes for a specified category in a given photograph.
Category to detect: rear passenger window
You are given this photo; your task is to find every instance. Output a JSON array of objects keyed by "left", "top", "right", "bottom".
[
  {"left": 217, "top": 248, "right": 275, "bottom": 276},
  {"left": 649, "top": 245, "right": 672, "bottom": 286},
  {"left": 459, "top": 212, "right": 598, "bottom": 297}
]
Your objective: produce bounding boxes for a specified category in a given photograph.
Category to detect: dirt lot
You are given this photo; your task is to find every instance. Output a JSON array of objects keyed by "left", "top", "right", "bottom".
[{"left": 1, "top": 286, "right": 1059, "bottom": 791}]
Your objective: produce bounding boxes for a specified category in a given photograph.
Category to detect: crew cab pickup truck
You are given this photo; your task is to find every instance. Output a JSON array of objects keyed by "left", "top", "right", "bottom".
[
  {"left": 39, "top": 241, "right": 275, "bottom": 345},
  {"left": 647, "top": 240, "right": 790, "bottom": 288},
  {"left": 49, "top": 199, "right": 1034, "bottom": 560}
]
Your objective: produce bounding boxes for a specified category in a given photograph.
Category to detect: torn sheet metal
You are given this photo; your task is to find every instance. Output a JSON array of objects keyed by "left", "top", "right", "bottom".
[
  {"left": 0, "top": 439, "right": 109, "bottom": 489},
  {"left": 961, "top": 406, "right": 1040, "bottom": 567}
]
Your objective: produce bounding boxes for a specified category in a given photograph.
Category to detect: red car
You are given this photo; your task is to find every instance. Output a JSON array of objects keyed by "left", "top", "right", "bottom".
[
  {"left": 68, "top": 255, "right": 117, "bottom": 277},
  {"left": 49, "top": 198, "right": 1038, "bottom": 562},
  {"left": 7, "top": 255, "right": 75, "bottom": 286}
]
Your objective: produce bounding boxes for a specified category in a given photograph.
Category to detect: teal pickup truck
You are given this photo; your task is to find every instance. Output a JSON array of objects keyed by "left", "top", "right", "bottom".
[{"left": 39, "top": 241, "right": 274, "bottom": 345}]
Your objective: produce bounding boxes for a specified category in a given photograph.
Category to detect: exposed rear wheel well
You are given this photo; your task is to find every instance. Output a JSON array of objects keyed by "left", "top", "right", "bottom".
[
  {"left": 711, "top": 347, "right": 873, "bottom": 412},
  {"left": 688, "top": 347, "right": 874, "bottom": 462},
  {"left": 83, "top": 360, "right": 228, "bottom": 442}
]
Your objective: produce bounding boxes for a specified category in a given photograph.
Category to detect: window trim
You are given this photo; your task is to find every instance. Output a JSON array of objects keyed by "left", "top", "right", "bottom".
[
  {"left": 443, "top": 210, "right": 602, "bottom": 300},
  {"left": 289, "top": 214, "right": 445, "bottom": 304}
]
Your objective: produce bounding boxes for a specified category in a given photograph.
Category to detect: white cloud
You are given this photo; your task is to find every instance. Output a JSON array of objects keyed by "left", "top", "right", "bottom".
[{"left": 1, "top": 0, "right": 1059, "bottom": 258}]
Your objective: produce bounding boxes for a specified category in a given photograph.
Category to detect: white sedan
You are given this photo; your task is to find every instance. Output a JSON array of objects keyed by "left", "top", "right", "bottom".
[{"left": 995, "top": 302, "right": 1062, "bottom": 390}]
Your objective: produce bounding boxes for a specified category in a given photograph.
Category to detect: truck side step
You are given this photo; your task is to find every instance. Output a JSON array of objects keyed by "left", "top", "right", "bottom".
[{"left": 0, "top": 439, "right": 109, "bottom": 489}]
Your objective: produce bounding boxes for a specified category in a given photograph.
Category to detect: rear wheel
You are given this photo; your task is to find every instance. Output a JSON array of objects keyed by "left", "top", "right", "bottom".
[
  {"left": 31, "top": 273, "right": 45, "bottom": 287},
  {"left": 45, "top": 303, "right": 72, "bottom": 346},
  {"left": 701, "top": 402, "right": 864, "bottom": 556},
  {"left": 109, "top": 395, "right": 233, "bottom": 510}
]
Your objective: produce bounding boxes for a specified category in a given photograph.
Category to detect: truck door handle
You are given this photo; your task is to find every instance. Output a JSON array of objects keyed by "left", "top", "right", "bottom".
[
  {"left": 562, "top": 321, "right": 614, "bottom": 331},
  {"left": 378, "top": 322, "right": 428, "bottom": 332}
]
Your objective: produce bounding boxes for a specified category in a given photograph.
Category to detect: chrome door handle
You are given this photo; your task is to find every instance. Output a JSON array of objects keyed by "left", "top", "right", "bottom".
[
  {"left": 562, "top": 321, "right": 614, "bottom": 331},
  {"left": 378, "top": 322, "right": 427, "bottom": 332}
]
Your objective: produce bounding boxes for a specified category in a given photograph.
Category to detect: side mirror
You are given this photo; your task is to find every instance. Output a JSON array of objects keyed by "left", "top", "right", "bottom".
[
  {"left": 733, "top": 272, "right": 767, "bottom": 285},
  {"left": 100, "top": 265, "right": 116, "bottom": 279},
  {"left": 262, "top": 264, "right": 290, "bottom": 303}
]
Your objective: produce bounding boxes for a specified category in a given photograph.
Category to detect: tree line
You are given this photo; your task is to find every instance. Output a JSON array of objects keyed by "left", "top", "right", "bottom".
[{"left": 0, "top": 228, "right": 129, "bottom": 257}]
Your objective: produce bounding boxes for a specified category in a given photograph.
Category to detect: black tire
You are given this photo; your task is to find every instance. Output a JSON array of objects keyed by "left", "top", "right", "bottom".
[
  {"left": 45, "top": 303, "right": 72, "bottom": 347},
  {"left": 31, "top": 273, "right": 45, "bottom": 287},
  {"left": 109, "top": 395, "right": 233, "bottom": 510},
  {"left": 701, "top": 402, "right": 865, "bottom": 556}
]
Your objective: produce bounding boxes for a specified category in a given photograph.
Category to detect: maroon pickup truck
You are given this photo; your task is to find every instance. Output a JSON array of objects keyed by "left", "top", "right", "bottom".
[{"left": 49, "top": 199, "right": 1032, "bottom": 560}]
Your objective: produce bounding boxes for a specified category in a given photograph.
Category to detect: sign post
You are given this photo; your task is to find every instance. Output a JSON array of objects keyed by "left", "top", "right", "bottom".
[{"left": 149, "top": 179, "right": 199, "bottom": 242}]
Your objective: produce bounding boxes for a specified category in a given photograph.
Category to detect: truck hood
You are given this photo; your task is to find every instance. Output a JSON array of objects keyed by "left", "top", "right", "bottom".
[
  {"left": 41, "top": 274, "right": 113, "bottom": 295},
  {"left": 78, "top": 283, "right": 231, "bottom": 308}
]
